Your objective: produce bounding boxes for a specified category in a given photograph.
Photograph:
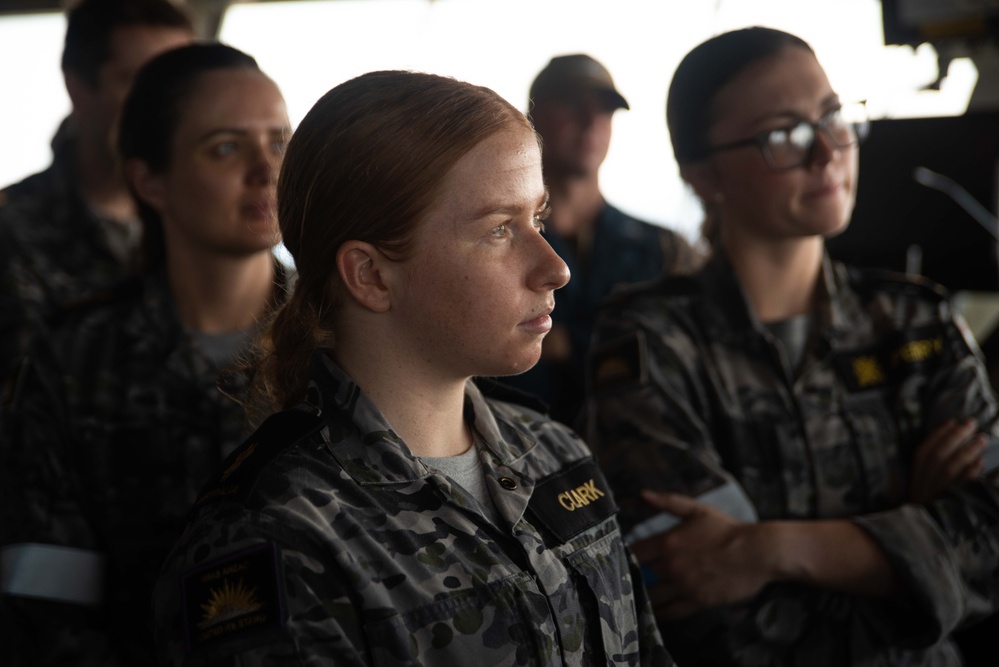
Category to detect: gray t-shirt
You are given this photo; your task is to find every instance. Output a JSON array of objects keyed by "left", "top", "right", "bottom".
[
  {"left": 765, "top": 313, "right": 812, "bottom": 373},
  {"left": 420, "top": 445, "right": 502, "bottom": 524}
]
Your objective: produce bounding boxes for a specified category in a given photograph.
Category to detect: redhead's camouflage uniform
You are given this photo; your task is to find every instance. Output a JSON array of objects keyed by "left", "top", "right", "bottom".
[
  {"left": 153, "top": 354, "right": 672, "bottom": 667},
  {"left": 584, "top": 252, "right": 999, "bottom": 667}
]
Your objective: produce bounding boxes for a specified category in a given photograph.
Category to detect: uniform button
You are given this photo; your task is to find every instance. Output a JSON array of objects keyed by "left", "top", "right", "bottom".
[{"left": 499, "top": 477, "right": 518, "bottom": 490}]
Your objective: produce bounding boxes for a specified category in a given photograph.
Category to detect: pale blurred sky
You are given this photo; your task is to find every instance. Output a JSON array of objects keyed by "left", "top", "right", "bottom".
[{"left": 0, "top": 0, "right": 978, "bottom": 239}]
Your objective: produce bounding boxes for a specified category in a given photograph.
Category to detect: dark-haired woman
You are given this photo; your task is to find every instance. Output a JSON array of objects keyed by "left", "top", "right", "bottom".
[
  {"left": 151, "top": 69, "right": 671, "bottom": 666},
  {"left": 0, "top": 43, "right": 291, "bottom": 665},
  {"left": 584, "top": 27, "right": 999, "bottom": 666}
]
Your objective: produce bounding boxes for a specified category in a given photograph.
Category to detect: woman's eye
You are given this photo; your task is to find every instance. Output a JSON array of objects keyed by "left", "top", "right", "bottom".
[
  {"left": 272, "top": 139, "right": 288, "bottom": 156},
  {"left": 490, "top": 224, "right": 509, "bottom": 238},
  {"left": 534, "top": 203, "right": 551, "bottom": 232},
  {"left": 212, "top": 141, "right": 238, "bottom": 157},
  {"left": 765, "top": 128, "right": 792, "bottom": 148}
]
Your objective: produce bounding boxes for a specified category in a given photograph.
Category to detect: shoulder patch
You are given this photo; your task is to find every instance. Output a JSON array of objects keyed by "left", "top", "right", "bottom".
[
  {"left": 527, "top": 458, "right": 619, "bottom": 543},
  {"left": 589, "top": 330, "right": 648, "bottom": 394},
  {"left": 602, "top": 273, "right": 699, "bottom": 308},
  {"left": 181, "top": 542, "right": 285, "bottom": 653},
  {"left": 849, "top": 266, "right": 949, "bottom": 302},
  {"left": 195, "top": 409, "right": 325, "bottom": 509}
]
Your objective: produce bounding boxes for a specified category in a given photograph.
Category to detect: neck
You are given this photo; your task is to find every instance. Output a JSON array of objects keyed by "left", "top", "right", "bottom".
[
  {"left": 74, "top": 125, "right": 135, "bottom": 223},
  {"left": 167, "top": 248, "right": 277, "bottom": 334},
  {"left": 724, "top": 234, "right": 824, "bottom": 323},
  {"left": 543, "top": 170, "right": 604, "bottom": 239},
  {"left": 333, "top": 311, "right": 471, "bottom": 458}
]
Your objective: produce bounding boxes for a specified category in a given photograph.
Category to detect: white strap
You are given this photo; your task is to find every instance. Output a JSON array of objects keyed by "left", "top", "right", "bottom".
[
  {"left": 984, "top": 437, "right": 999, "bottom": 474},
  {"left": 1, "top": 543, "right": 105, "bottom": 605},
  {"left": 625, "top": 481, "right": 759, "bottom": 544}
]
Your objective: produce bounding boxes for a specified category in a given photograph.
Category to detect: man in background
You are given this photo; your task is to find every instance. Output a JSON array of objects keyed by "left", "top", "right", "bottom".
[
  {"left": 507, "top": 53, "right": 700, "bottom": 426},
  {"left": 0, "top": 0, "right": 193, "bottom": 385}
]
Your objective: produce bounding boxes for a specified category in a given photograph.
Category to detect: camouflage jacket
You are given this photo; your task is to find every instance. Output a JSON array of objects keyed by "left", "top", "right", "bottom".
[
  {"left": 503, "top": 202, "right": 701, "bottom": 426},
  {"left": 153, "top": 354, "right": 672, "bottom": 666},
  {"left": 1, "top": 265, "right": 287, "bottom": 666},
  {"left": 0, "top": 134, "right": 139, "bottom": 386},
  {"left": 583, "top": 252, "right": 999, "bottom": 666}
]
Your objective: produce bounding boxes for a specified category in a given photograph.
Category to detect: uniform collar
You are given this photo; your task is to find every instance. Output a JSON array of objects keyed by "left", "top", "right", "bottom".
[
  {"left": 697, "top": 252, "right": 760, "bottom": 338},
  {"left": 699, "top": 250, "right": 853, "bottom": 340},
  {"left": 305, "top": 354, "right": 538, "bottom": 486}
]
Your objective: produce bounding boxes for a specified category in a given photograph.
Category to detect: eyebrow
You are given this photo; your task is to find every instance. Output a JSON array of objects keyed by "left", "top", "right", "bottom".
[
  {"left": 757, "top": 93, "right": 843, "bottom": 125},
  {"left": 468, "top": 189, "right": 550, "bottom": 221},
  {"left": 197, "top": 126, "right": 292, "bottom": 144}
]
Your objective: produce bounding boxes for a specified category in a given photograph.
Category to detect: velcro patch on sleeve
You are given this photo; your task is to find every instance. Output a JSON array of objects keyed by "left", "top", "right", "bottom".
[
  {"left": 527, "top": 458, "right": 619, "bottom": 543},
  {"left": 181, "top": 542, "right": 285, "bottom": 653},
  {"left": 588, "top": 331, "right": 648, "bottom": 395}
]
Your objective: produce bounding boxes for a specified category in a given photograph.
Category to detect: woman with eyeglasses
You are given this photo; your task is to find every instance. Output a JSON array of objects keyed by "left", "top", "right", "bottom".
[{"left": 583, "top": 26, "right": 999, "bottom": 666}]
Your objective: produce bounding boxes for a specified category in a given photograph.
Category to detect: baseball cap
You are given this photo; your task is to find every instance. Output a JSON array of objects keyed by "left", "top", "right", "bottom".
[{"left": 529, "top": 54, "right": 630, "bottom": 112}]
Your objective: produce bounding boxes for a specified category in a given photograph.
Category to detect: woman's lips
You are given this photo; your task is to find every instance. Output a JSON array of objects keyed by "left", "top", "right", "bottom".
[
  {"left": 520, "top": 308, "right": 554, "bottom": 334},
  {"left": 242, "top": 200, "right": 275, "bottom": 219}
]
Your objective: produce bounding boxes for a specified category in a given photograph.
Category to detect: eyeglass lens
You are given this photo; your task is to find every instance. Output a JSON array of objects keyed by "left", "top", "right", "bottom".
[{"left": 765, "top": 108, "right": 862, "bottom": 169}]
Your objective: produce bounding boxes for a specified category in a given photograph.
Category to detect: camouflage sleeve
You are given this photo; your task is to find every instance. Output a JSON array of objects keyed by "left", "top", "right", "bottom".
[
  {"left": 852, "top": 309, "right": 999, "bottom": 642},
  {"left": 0, "top": 230, "right": 35, "bottom": 390},
  {"left": 1, "top": 337, "right": 118, "bottom": 665},
  {"left": 154, "top": 510, "right": 370, "bottom": 667},
  {"left": 583, "top": 300, "right": 752, "bottom": 537}
]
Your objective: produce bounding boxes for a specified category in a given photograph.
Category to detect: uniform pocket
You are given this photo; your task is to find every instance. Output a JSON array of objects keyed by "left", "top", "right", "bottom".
[
  {"left": 839, "top": 391, "right": 906, "bottom": 511},
  {"left": 363, "top": 571, "right": 559, "bottom": 667},
  {"left": 563, "top": 531, "right": 640, "bottom": 666}
]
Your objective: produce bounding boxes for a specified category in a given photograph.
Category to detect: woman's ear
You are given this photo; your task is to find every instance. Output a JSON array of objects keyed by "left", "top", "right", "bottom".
[
  {"left": 124, "top": 159, "right": 166, "bottom": 212},
  {"left": 681, "top": 162, "right": 721, "bottom": 204},
  {"left": 336, "top": 241, "right": 392, "bottom": 313}
]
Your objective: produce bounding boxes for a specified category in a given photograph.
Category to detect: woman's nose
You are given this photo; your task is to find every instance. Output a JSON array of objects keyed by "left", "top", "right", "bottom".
[{"left": 530, "top": 231, "right": 571, "bottom": 292}]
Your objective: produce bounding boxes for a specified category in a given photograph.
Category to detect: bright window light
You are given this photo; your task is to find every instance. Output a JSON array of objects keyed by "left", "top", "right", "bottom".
[
  {"left": 0, "top": 12, "right": 69, "bottom": 189},
  {"left": 0, "top": 0, "right": 977, "bottom": 242}
]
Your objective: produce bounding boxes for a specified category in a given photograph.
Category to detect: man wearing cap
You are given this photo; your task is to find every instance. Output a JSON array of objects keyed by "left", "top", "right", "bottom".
[{"left": 506, "top": 53, "right": 700, "bottom": 427}]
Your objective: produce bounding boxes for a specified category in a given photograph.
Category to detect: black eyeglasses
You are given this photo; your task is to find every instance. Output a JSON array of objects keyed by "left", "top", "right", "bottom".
[{"left": 709, "top": 103, "right": 870, "bottom": 171}]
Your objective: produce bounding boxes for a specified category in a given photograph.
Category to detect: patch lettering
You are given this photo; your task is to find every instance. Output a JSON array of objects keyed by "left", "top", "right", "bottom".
[
  {"left": 835, "top": 324, "right": 950, "bottom": 392},
  {"left": 557, "top": 478, "right": 606, "bottom": 511},
  {"left": 182, "top": 543, "right": 285, "bottom": 652},
  {"left": 528, "top": 459, "right": 618, "bottom": 543}
]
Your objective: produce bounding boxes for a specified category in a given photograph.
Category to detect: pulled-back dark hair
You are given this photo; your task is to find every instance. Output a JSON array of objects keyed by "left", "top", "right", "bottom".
[
  {"left": 62, "top": 0, "right": 193, "bottom": 87},
  {"left": 666, "top": 27, "right": 814, "bottom": 248},
  {"left": 117, "top": 42, "right": 262, "bottom": 269},
  {"left": 252, "top": 70, "right": 534, "bottom": 413},
  {"left": 666, "top": 26, "right": 813, "bottom": 166}
]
